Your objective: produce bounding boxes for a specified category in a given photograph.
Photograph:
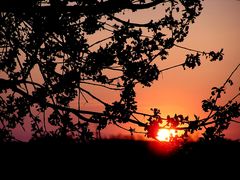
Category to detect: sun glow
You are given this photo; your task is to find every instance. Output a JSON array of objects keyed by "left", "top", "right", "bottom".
[{"left": 156, "top": 129, "right": 176, "bottom": 142}]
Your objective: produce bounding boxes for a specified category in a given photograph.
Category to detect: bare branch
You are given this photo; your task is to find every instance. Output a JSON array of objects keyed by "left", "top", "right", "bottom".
[
  {"left": 231, "top": 120, "right": 240, "bottom": 124},
  {"left": 81, "top": 81, "right": 124, "bottom": 91},
  {"left": 79, "top": 87, "right": 109, "bottom": 106},
  {"left": 159, "top": 63, "right": 184, "bottom": 73},
  {"left": 79, "top": 89, "right": 89, "bottom": 103},
  {"left": 174, "top": 44, "right": 205, "bottom": 54},
  {"left": 107, "top": 14, "right": 151, "bottom": 27},
  {"left": 89, "top": 36, "right": 113, "bottom": 48},
  {"left": 222, "top": 63, "right": 240, "bottom": 87}
]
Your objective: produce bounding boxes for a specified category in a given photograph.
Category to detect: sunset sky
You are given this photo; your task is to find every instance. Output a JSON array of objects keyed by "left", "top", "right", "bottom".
[
  {"left": 7, "top": 0, "right": 240, "bottom": 142},
  {"left": 98, "top": 0, "right": 240, "bottom": 140}
]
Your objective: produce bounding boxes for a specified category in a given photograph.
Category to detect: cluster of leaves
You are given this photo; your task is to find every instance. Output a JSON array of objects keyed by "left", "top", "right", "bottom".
[
  {"left": 183, "top": 48, "right": 224, "bottom": 70},
  {"left": 201, "top": 79, "right": 240, "bottom": 141},
  {"left": 0, "top": 0, "right": 237, "bottom": 143},
  {"left": 145, "top": 65, "right": 240, "bottom": 142}
]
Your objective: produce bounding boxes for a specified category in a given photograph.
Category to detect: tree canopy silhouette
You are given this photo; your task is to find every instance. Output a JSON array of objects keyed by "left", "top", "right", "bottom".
[{"left": 0, "top": 0, "right": 239, "bottom": 143}]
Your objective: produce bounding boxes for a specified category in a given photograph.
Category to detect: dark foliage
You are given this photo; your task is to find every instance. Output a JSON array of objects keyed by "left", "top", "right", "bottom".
[{"left": 0, "top": 0, "right": 239, "bottom": 143}]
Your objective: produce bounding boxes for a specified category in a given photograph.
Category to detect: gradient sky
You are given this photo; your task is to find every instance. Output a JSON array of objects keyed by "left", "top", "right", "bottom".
[
  {"left": 99, "top": 0, "right": 240, "bottom": 140},
  {"left": 10, "top": 0, "right": 240, "bottom": 141}
]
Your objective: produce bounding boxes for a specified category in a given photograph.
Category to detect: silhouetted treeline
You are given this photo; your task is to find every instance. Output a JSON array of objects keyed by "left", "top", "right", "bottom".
[
  {"left": 2, "top": 138, "right": 240, "bottom": 164},
  {"left": 1, "top": 139, "right": 240, "bottom": 179}
]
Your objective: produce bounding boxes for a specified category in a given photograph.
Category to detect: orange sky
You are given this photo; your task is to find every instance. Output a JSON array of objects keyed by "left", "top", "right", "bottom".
[
  {"left": 10, "top": 0, "right": 240, "bottom": 141},
  {"left": 99, "top": 0, "right": 240, "bottom": 140}
]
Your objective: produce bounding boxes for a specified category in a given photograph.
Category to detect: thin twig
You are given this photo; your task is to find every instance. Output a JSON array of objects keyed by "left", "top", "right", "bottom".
[
  {"left": 230, "top": 92, "right": 240, "bottom": 102},
  {"left": 159, "top": 63, "right": 184, "bottom": 73},
  {"left": 174, "top": 44, "right": 205, "bottom": 54},
  {"left": 231, "top": 120, "right": 240, "bottom": 124},
  {"left": 81, "top": 81, "right": 124, "bottom": 91},
  {"left": 79, "top": 87, "right": 109, "bottom": 106},
  {"left": 89, "top": 36, "right": 113, "bottom": 48},
  {"left": 114, "top": 122, "right": 146, "bottom": 134},
  {"left": 223, "top": 63, "right": 240, "bottom": 87},
  {"left": 79, "top": 89, "right": 89, "bottom": 103},
  {"left": 107, "top": 14, "right": 150, "bottom": 27},
  {"left": 206, "top": 63, "right": 240, "bottom": 120}
]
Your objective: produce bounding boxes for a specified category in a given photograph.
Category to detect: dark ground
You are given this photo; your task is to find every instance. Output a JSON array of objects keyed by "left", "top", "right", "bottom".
[{"left": 1, "top": 139, "right": 240, "bottom": 178}]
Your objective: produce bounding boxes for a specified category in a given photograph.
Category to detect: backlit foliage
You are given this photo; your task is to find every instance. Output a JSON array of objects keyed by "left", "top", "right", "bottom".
[{"left": 0, "top": 0, "right": 239, "bottom": 143}]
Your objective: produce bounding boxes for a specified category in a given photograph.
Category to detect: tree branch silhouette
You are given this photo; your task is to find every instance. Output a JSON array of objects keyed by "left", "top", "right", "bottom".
[{"left": 0, "top": 0, "right": 239, "bottom": 143}]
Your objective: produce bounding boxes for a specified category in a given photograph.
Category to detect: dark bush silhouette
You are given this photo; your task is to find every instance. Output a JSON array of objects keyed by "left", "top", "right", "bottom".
[
  {"left": 0, "top": 0, "right": 239, "bottom": 143},
  {"left": 1, "top": 138, "right": 240, "bottom": 177}
]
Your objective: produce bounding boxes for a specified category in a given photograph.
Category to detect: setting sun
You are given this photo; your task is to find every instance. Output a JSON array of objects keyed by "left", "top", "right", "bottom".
[{"left": 156, "top": 129, "right": 176, "bottom": 142}]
